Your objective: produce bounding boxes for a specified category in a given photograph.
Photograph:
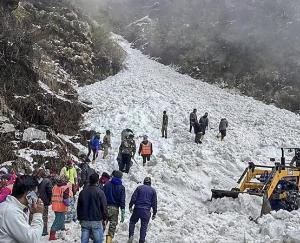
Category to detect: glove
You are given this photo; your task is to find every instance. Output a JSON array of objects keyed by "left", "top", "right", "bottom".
[
  {"left": 129, "top": 207, "right": 133, "bottom": 214},
  {"left": 152, "top": 214, "right": 156, "bottom": 220},
  {"left": 120, "top": 209, "right": 125, "bottom": 223}
]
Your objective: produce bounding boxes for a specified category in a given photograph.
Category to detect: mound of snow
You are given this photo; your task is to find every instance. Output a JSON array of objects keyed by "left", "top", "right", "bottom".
[
  {"left": 43, "top": 36, "right": 300, "bottom": 243},
  {"left": 23, "top": 128, "right": 47, "bottom": 142}
]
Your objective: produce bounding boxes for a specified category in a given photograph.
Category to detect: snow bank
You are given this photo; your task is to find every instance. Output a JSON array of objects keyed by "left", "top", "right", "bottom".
[{"left": 23, "top": 128, "right": 47, "bottom": 142}]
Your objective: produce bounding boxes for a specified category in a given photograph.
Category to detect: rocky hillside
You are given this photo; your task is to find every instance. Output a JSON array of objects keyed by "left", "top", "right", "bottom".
[{"left": 0, "top": 0, "right": 125, "bottom": 172}]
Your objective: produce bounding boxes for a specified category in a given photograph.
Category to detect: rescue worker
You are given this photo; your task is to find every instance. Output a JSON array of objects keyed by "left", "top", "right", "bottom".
[
  {"left": 60, "top": 160, "right": 77, "bottom": 195},
  {"left": 161, "top": 111, "right": 168, "bottom": 138},
  {"left": 103, "top": 170, "right": 126, "bottom": 243},
  {"left": 189, "top": 109, "right": 197, "bottom": 133},
  {"left": 36, "top": 169, "right": 53, "bottom": 236},
  {"left": 138, "top": 135, "right": 153, "bottom": 166},
  {"left": 0, "top": 173, "right": 13, "bottom": 203},
  {"left": 77, "top": 173, "right": 108, "bottom": 243},
  {"left": 103, "top": 130, "right": 112, "bottom": 159},
  {"left": 128, "top": 177, "right": 157, "bottom": 243},
  {"left": 290, "top": 149, "right": 300, "bottom": 167},
  {"left": 89, "top": 133, "right": 101, "bottom": 164},
  {"left": 218, "top": 118, "right": 228, "bottom": 141},
  {"left": 119, "top": 133, "right": 136, "bottom": 173},
  {"left": 49, "top": 176, "right": 70, "bottom": 241}
]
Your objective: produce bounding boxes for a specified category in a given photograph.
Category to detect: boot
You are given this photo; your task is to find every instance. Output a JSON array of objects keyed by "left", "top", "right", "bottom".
[
  {"left": 106, "top": 235, "right": 112, "bottom": 243},
  {"left": 128, "top": 236, "right": 134, "bottom": 243},
  {"left": 42, "top": 226, "right": 48, "bottom": 236},
  {"left": 49, "top": 230, "right": 56, "bottom": 241}
]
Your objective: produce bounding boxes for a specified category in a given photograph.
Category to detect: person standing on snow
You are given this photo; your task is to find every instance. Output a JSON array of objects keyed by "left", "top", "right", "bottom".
[
  {"left": 161, "top": 111, "right": 168, "bottom": 138},
  {"left": 193, "top": 121, "right": 202, "bottom": 144},
  {"left": 49, "top": 176, "right": 70, "bottom": 241},
  {"left": 290, "top": 149, "right": 300, "bottom": 167},
  {"left": 199, "top": 112, "right": 209, "bottom": 131},
  {"left": 119, "top": 133, "right": 136, "bottom": 173},
  {"left": 77, "top": 152, "right": 95, "bottom": 188},
  {"left": 35, "top": 169, "right": 53, "bottom": 236},
  {"left": 77, "top": 173, "right": 108, "bottom": 243},
  {"left": 138, "top": 135, "right": 153, "bottom": 166},
  {"left": 60, "top": 160, "right": 77, "bottom": 195},
  {"left": 218, "top": 118, "right": 228, "bottom": 141},
  {"left": 102, "top": 130, "right": 112, "bottom": 159},
  {"left": 0, "top": 175, "right": 44, "bottom": 243},
  {"left": 128, "top": 177, "right": 157, "bottom": 243},
  {"left": 88, "top": 133, "right": 101, "bottom": 164},
  {"left": 189, "top": 109, "right": 197, "bottom": 133},
  {"left": 103, "top": 170, "right": 126, "bottom": 243}
]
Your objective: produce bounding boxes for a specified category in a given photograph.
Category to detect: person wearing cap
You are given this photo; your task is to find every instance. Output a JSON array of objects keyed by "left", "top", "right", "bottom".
[
  {"left": 49, "top": 175, "right": 70, "bottom": 241},
  {"left": 60, "top": 160, "right": 77, "bottom": 194},
  {"left": 119, "top": 133, "right": 136, "bottom": 173},
  {"left": 161, "top": 111, "right": 168, "bottom": 138},
  {"left": 103, "top": 170, "right": 126, "bottom": 243},
  {"left": 189, "top": 109, "right": 197, "bottom": 133},
  {"left": 102, "top": 130, "right": 112, "bottom": 159},
  {"left": 138, "top": 135, "right": 153, "bottom": 166},
  {"left": 0, "top": 175, "right": 44, "bottom": 243},
  {"left": 77, "top": 173, "right": 108, "bottom": 243},
  {"left": 0, "top": 173, "right": 13, "bottom": 203},
  {"left": 128, "top": 177, "right": 157, "bottom": 243}
]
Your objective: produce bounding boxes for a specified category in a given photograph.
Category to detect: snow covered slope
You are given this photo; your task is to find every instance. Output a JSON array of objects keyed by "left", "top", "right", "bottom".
[{"left": 54, "top": 36, "right": 300, "bottom": 242}]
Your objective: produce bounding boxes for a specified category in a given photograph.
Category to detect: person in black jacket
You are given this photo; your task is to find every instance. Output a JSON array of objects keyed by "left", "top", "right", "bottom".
[
  {"left": 193, "top": 121, "right": 202, "bottom": 144},
  {"left": 77, "top": 173, "right": 108, "bottom": 243},
  {"left": 36, "top": 169, "right": 53, "bottom": 236},
  {"left": 103, "top": 170, "right": 126, "bottom": 243}
]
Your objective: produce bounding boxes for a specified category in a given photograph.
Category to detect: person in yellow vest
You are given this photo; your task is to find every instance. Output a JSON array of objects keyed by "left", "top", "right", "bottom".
[
  {"left": 138, "top": 135, "right": 153, "bottom": 166},
  {"left": 49, "top": 176, "right": 70, "bottom": 241},
  {"left": 60, "top": 160, "right": 77, "bottom": 195}
]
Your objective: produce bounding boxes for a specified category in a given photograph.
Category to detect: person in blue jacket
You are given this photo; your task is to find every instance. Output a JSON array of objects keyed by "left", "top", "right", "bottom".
[
  {"left": 128, "top": 177, "right": 157, "bottom": 243},
  {"left": 87, "top": 133, "right": 101, "bottom": 163},
  {"left": 103, "top": 170, "right": 126, "bottom": 243}
]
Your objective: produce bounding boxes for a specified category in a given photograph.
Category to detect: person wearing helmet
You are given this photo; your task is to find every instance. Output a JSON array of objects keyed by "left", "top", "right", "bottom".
[
  {"left": 128, "top": 177, "right": 157, "bottom": 243},
  {"left": 102, "top": 130, "right": 112, "bottom": 159},
  {"left": 138, "top": 135, "right": 153, "bottom": 166},
  {"left": 290, "top": 149, "right": 300, "bottom": 167},
  {"left": 118, "top": 133, "right": 136, "bottom": 173}
]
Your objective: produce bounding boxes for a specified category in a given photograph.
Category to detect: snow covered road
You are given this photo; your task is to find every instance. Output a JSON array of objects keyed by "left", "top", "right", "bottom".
[{"left": 46, "top": 36, "right": 300, "bottom": 242}]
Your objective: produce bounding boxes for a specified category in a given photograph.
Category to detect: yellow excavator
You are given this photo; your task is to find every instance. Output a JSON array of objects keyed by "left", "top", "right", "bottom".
[{"left": 211, "top": 148, "right": 300, "bottom": 215}]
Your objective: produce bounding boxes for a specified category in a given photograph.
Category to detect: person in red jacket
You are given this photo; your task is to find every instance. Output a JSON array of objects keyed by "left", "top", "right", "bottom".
[{"left": 138, "top": 135, "right": 153, "bottom": 166}]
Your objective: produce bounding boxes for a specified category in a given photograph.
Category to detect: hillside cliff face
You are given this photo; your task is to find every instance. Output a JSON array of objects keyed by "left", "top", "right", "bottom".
[{"left": 0, "top": 0, "right": 124, "bottom": 171}]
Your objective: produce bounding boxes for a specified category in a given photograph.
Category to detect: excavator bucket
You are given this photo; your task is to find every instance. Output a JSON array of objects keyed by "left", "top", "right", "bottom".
[{"left": 211, "top": 189, "right": 240, "bottom": 199}]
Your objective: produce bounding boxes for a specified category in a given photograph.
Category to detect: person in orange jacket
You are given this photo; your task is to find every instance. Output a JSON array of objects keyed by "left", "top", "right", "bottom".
[
  {"left": 49, "top": 175, "right": 70, "bottom": 241},
  {"left": 138, "top": 135, "right": 153, "bottom": 166}
]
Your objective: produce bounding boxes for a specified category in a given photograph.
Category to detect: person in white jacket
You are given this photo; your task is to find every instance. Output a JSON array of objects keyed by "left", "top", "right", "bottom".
[{"left": 0, "top": 175, "right": 44, "bottom": 243}]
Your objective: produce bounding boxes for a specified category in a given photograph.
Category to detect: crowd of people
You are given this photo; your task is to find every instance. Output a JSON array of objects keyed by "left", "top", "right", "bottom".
[
  {"left": 0, "top": 110, "right": 230, "bottom": 243},
  {"left": 0, "top": 162, "right": 157, "bottom": 243}
]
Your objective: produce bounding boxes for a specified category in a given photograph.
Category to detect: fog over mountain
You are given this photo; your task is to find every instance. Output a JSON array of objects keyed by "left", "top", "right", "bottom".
[{"left": 78, "top": 0, "right": 300, "bottom": 112}]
